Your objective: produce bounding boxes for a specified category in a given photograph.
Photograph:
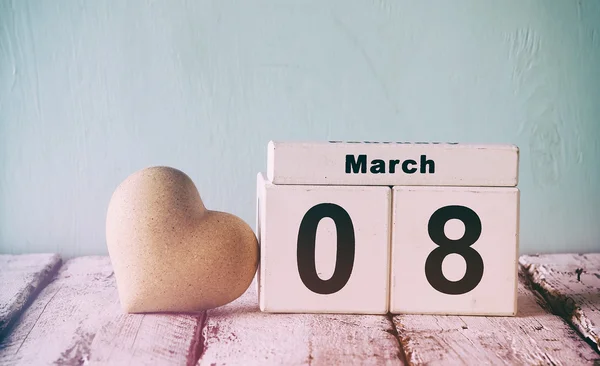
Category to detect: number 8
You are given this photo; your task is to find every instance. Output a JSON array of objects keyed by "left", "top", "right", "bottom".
[{"left": 425, "top": 205, "right": 484, "bottom": 295}]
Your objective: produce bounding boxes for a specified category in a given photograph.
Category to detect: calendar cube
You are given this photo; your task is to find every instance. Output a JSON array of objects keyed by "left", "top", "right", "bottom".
[
  {"left": 267, "top": 140, "right": 519, "bottom": 186},
  {"left": 256, "top": 172, "right": 391, "bottom": 314},
  {"left": 389, "top": 186, "right": 519, "bottom": 316}
]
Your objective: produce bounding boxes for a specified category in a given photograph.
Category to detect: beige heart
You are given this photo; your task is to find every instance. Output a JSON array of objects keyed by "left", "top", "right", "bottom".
[{"left": 106, "top": 166, "right": 258, "bottom": 313}]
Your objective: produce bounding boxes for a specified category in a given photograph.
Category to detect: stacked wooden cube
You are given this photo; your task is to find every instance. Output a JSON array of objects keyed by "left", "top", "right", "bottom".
[{"left": 256, "top": 141, "right": 520, "bottom": 316}]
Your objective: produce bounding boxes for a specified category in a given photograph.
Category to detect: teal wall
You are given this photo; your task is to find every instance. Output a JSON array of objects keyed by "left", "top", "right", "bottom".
[{"left": 1, "top": 0, "right": 599, "bottom": 257}]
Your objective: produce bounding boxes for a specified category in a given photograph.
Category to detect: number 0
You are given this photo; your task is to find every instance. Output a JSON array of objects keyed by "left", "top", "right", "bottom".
[{"left": 297, "top": 203, "right": 355, "bottom": 294}]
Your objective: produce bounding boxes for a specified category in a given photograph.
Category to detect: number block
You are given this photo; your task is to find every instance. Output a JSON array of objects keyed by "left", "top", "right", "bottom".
[
  {"left": 256, "top": 172, "right": 391, "bottom": 314},
  {"left": 389, "top": 186, "right": 519, "bottom": 316}
]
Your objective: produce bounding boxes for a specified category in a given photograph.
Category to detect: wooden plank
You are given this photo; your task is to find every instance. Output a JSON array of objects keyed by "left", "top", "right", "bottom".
[
  {"left": 392, "top": 270, "right": 600, "bottom": 365},
  {"left": 0, "top": 253, "right": 62, "bottom": 336},
  {"left": 0, "top": 256, "right": 204, "bottom": 366},
  {"left": 87, "top": 312, "right": 205, "bottom": 366},
  {"left": 520, "top": 253, "right": 600, "bottom": 353},
  {"left": 198, "top": 279, "right": 405, "bottom": 365}
]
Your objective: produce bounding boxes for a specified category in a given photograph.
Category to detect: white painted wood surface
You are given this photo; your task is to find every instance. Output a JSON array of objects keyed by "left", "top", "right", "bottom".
[
  {"left": 1, "top": 254, "right": 599, "bottom": 365},
  {"left": 390, "top": 186, "right": 519, "bottom": 316},
  {"left": 199, "top": 278, "right": 405, "bottom": 366},
  {"left": 257, "top": 172, "right": 392, "bottom": 314},
  {"left": 87, "top": 313, "right": 205, "bottom": 366},
  {"left": 0, "top": 257, "right": 204, "bottom": 366},
  {"left": 0, "top": 253, "right": 62, "bottom": 336},
  {"left": 267, "top": 141, "right": 519, "bottom": 186},
  {"left": 520, "top": 253, "right": 600, "bottom": 352},
  {"left": 393, "top": 271, "right": 600, "bottom": 365}
]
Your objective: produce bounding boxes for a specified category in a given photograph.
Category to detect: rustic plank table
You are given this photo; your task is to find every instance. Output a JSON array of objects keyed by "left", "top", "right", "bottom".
[{"left": 0, "top": 253, "right": 598, "bottom": 365}]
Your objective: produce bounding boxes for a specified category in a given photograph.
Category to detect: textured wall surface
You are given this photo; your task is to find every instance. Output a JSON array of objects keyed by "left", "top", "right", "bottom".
[{"left": 1, "top": 0, "right": 599, "bottom": 257}]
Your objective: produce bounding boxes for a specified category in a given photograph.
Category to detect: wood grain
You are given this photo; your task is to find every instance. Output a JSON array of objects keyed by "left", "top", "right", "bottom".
[
  {"left": 520, "top": 253, "right": 600, "bottom": 353},
  {"left": 0, "top": 253, "right": 62, "bottom": 336},
  {"left": 0, "top": 256, "right": 204, "bottom": 366},
  {"left": 2, "top": 254, "right": 599, "bottom": 365},
  {"left": 393, "top": 270, "right": 600, "bottom": 365},
  {"left": 198, "top": 280, "right": 405, "bottom": 365},
  {"left": 87, "top": 312, "right": 205, "bottom": 366}
]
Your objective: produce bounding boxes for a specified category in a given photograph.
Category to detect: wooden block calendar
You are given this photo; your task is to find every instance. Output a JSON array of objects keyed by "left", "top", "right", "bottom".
[
  {"left": 267, "top": 140, "right": 519, "bottom": 186},
  {"left": 256, "top": 141, "right": 520, "bottom": 316}
]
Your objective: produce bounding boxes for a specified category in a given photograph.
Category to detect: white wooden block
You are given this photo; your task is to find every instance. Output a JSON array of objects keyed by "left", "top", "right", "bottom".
[
  {"left": 389, "top": 186, "right": 519, "bottom": 316},
  {"left": 256, "top": 172, "right": 391, "bottom": 314},
  {"left": 267, "top": 140, "right": 519, "bottom": 186}
]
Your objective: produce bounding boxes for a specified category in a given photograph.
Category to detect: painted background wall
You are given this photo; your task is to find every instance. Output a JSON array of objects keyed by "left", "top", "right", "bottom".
[{"left": 1, "top": 0, "right": 599, "bottom": 258}]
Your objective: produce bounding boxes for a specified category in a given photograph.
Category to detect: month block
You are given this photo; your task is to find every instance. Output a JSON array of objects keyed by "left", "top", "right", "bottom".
[
  {"left": 256, "top": 172, "right": 391, "bottom": 314},
  {"left": 267, "top": 140, "right": 519, "bottom": 187},
  {"left": 389, "top": 186, "right": 519, "bottom": 316}
]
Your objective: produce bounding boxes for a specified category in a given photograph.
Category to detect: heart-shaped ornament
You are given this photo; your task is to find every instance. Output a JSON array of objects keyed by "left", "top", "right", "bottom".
[{"left": 106, "top": 166, "right": 259, "bottom": 313}]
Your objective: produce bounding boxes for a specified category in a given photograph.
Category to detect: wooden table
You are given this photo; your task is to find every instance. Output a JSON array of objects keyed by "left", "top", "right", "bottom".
[{"left": 0, "top": 253, "right": 598, "bottom": 365}]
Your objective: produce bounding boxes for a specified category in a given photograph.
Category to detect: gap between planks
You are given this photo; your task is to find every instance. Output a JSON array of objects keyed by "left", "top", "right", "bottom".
[
  {"left": 393, "top": 269, "right": 600, "bottom": 365},
  {"left": 0, "top": 257, "right": 407, "bottom": 365},
  {"left": 0, "top": 256, "right": 206, "bottom": 366},
  {"left": 197, "top": 262, "right": 600, "bottom": 365},
  {"left": 520, "top": 253, "right": 600, "bottom": 353},
  {"left": 2, "top": 254, "right": 599, "bottom": 365},
  {"left": 199, "top": 279, "right": 406, "bottom": 365},
  {"left": 0, "top": 253, "right": 62, "bottom": 337}
]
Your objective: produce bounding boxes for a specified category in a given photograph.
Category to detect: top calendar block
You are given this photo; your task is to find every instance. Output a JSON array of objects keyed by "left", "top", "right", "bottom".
[{"left": 267, "top": 141, "right": 519, "bottom": 187}]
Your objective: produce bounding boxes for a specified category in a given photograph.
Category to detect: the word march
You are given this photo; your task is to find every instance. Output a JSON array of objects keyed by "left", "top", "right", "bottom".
[
  {"left": 257, "top": 140, "right": 520, "bottom": 316},
  {"left": 267, "top": 140, "right": 518, "bottom": 186},
  {"left": 345, "top": 154, "right": 435, "bottom": 175}
]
